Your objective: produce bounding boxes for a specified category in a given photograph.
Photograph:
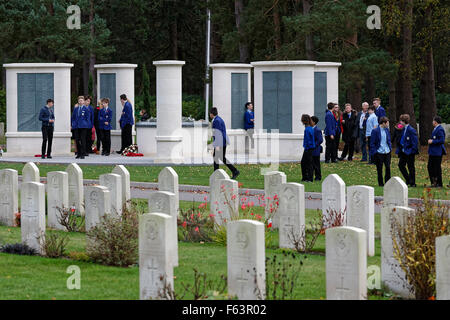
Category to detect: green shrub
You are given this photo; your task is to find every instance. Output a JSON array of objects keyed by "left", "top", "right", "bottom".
[
  {"left": 68, "top": 251, "right": 92, "bottom": 263},
  {"left": 41, "top": 232, "right": 69, "bottom": 258},
  {"left": 0, "top": 243, "right": 37, "bottom": 256},
  {"left": 178, "top": 202, "right": 215, "bottom": 243}
]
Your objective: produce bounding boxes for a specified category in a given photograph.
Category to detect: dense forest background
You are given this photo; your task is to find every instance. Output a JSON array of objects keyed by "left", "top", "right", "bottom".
[{"left": 0, "top": 0, "right": 448, "bottom": 144}]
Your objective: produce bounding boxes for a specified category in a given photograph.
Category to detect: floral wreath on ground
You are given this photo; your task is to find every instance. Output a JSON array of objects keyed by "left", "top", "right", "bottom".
[{"left": 121, "top": 144, "right": 143, "bottom": 157}]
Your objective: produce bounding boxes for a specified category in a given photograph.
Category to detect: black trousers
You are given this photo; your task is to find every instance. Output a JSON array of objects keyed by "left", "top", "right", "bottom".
[
  {"left": 101, "top": 129, "right": 111, "bottom": 154},
  {"left": 41, "top": 126, "right": 54, "bottom": 157},
  {"left": 398, "top": 152, "right": 416, "bottom": 185},
  {"left": 325, "top": 136, "right": 336, "bottom": 162},
  {"left": 121, "top": 124, "right": 133, "bottom": 152},
  {"left": 375, "top": 153, "right": 391, "bottom": 186},
  {"left": 341, "top": 138, "right": 355, "bottom": 160},
  {"left": 76, "top": 128, "right": 88, "bottom": 156},
  {"left": 312, "top": 155, "right": 321, "bottom": 180},
  {"left": 213, "top": 146, "right": 238, "bottom": 175},
  {"left": 85, "top": 127, "right": 93, "bottom": 153},
  {"left": 367, "top": 137, "right": 373, "bottom": 163},
  {"left": 301, "top": 149, "right": 314, "bottom": 182},
  {"left": 428, "top": 155, "right": 443, "bottom": 187},
  {"left": 94, "top": 125, "right": 102, "bottom": 151},
  {"left": 333, "top": 132, "right": 341, "bottom": 160}
]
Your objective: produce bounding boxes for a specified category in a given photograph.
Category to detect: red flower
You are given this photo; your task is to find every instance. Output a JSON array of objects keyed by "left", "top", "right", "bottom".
[
  {"left": 238, "top": 182, "right": 243, "bottom": 188},
  {"left": 241, "top": 204, "right": 246, "bottom": 210},
  {"left": 267, "top": 222, "right": 272, "bottom": 228},
  {"left": 182, "top": 221, "right": 187, "bottom": 228},
  {"left": 195, "top": 227, "right": 199, "bottom": 233},
  {"left": 209, "top": 214, "right": 215, "bottom": 218},
  {"left": 256, "top": 214, "right": 262, "bottom": 220},
  {"left": 248, "top": 201, "right": 254, "bottom": 207}
]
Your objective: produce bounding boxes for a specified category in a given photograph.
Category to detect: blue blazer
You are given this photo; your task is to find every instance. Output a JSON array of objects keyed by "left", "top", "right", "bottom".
[
  {"left": 244, "top": 110, "right": 254, "bottom": 130},
  {"left": 375, "top": 106, "right": 386, "bottom": 119},
  {"left": 87, "top": 105, "right": 94, "bottom": 128},
  {"left": 119, "top": 101, "right": 134, "bottom": 129},
  {"left": 396, "top": 125, "right": 418, "bottom": 155},
  {"left": 99, "top": 107, "right": 113, "bottom": 130},
  {"left": 312, "top": 126, "right": 323, "bottom": 156},
  {"left": 428, "top": 125, "right": 446, "bottom": 156},
  {"left": 76, "top": 105, "right": 91, "bottom": 129},
  {"left": 71, "top": 106, "right": 79, "bottom": 129},
  {"left": 370, "top": 127, "right": 392, "bottom": 157},
  {"left": 212, "top": 116, "right": 229, "bottom": 147},
  {"left": 303, "top": 126, "right": 315, "bottom": 150},
  {"left": 39, "top": 106, "right": 55, "bottom": 127},
  {"left": 324, "top": 110, "right": 337, "bottom": 137}
]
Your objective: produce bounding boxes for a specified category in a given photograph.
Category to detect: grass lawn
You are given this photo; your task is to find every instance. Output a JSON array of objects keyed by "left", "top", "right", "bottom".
[
  {"left": 0, "top": 200, "right": 386, "bottom": 300},
  {"left": 0, "top": 146, "right": 447, "bottom": 199}
]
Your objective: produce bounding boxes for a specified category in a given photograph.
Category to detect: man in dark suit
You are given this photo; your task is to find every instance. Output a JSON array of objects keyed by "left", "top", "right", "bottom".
[
  {"left": 38, "top": 99, "right": 55, "bottom": 159},
  {"left": 210, "top": 107, "right": 240, "bottom": 179},
  {"left": 370, "top": 117, "right": 392, "bottom": 186},
  {"left": 339, "top": 103, "right": 357, "bottom": 161},
  {"left": 396, "top": 114, "right": 419, "bottom": 187},
  {"left": 373, "top": 97, "right": 386, "bottom": 119},
  {"left": 356, "top": 102, "right": 369, "bottom": 161},
  {"left": 117, "top": 94, "right": 134, "bottom": 154},
  {"left": 428, "top": 116, "right": 446, "bottom": 187},
  {"left": 324, "top": 102, "right": 337, "bottom": 163}
]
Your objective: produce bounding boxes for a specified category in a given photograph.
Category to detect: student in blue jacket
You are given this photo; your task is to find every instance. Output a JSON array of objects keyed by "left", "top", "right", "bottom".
[
  {"left": 301, "top": 114, "right": 315, "bottom": 182},
  {"left": 38, "top": 99, "right": 55, "bottom": 159},
  {"left": 117, "top": 94, "right": 134, "bottom": 154},
  {"left": 244, "top": 102, "right": 255, "bottom": 154},
  {"left": 428, "top": 116, "right": 446, "bottom": 187},
  {"left": 75, "top": 96, "right": 91, "bottom": 159},
  {"left": 311, "top": 116, "right": 323, "bottom": 181},
  {"left": 99, "top": 98, "right": 113, "bottom": 156},
  {"left": 373, "top": 98, "right": 386, "bottom": 119},
  {"left": 210, "top": 107, "right": 240, "bottom": 179},
  {"left": 370, "top": 117, "right": 392, "bottom": 186},
  {"left": 84, "top": 96, "right": 95, "bottom": 154},
  {"left": 324, "top": 102, "right": 337, "bottom": 163},
  {"left": 396, "top": 114, "right": 419, "bottom": 187}
]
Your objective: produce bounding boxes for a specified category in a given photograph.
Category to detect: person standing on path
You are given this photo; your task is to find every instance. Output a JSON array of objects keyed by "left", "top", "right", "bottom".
[
  {"left": 38, "top": 99, "right": 55, "bottom": 159},
  {"left": 117, "top": 94, "right": 134, "bottom": 154}
]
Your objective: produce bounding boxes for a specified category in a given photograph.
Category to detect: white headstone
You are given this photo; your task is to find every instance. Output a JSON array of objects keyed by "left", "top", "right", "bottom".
[
  {"left": 99, "top": 173, "right": 123, "bottom": 216},
  {"left": 22, "top": 162, "right": 39, "bottom": 183},
  {"left": 347, "top": 186, "right": 375, "bottom": 256},
  {"left": 381, "top": 205, "right": 414, "bottom": 298},
  {"left": 112, "top": 165, "right": 131, "bottom": 208},
  {"left": 277, "top": 183, "right": 305, "bottom": 250},
  {"left": 383, "top": 177, "right": 408, "bottom": 208},
  {"left": 264, "top": 171, "right": 287, "bottom": 227},
  {"left": 66, "top": 163, "right": 84, "bottom": 215},
  {"left": 322, "top": 174, "right": 346, "bottom": 228},
  {"left": 0, "top": 169, "right": 18, "bottom": 227},
  {"left": 139, "top": 212, "right": 174, "bottom": 300},
  {"left": 46, "top": 171, "right": 69, "bottom": 230},
  {"left": 215, "top": 179, "right": 239, "bottom": 225},
  {"left": 158, "top": 167, "right": 179, "bottom": 212},
  {"left": 85, "top": 186, "right": 111, "bottom": 231},
  {"left": 21, "top": 182, "right": 46, "bottom": 254},
  {"left": 148, "top": 191, "right": 178, "bottom": 267},
  {"left": 227, "top": 220, "right": 265, "bottom": 300},
  {"left": 436, "top": 235, "right": 450, "bottom": 300},
  {"left": 326, "top": 226, "right": 367, "bottom": 300},
  {"left": 209, "top": 169, "right": 230, "bottom": 217}
]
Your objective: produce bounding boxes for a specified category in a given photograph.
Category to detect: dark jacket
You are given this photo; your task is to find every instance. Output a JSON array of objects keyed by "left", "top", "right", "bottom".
[
  {"left": 375, "top": 106, "right": 386, "bottom": 119},
  {"left": 370, "top": 127, "right": 392, "bottom": 157},
  {"left": 39, "top": 106, "right": 55, "bottom": 127},
  {"left": 303, "top": 126, "right": 315, "bottom": 150},
  {"left": 324, "top": 110, "right": 337, "bottom": 137},
  {"left": 99, "top": 107, "right": 113, "bottom": 130},
  {"left": 312, "top": 126, "right": 324, "bottom": 157},
  {"left": 244, "top": 110, "right": 254, "bottom": 130},
  {"left": 428, "top": 125, "right": 447, "bottom": 156},
  {"left": 212, "top": 116, "right": 229, "bottom": 148},
  {"left": 396, "top": 125, "right": 419, "bottom": 156},
  {"left": 342, "top": 110, "right": 357, "bottom": 141},
  {"left": 76, "top": 105, "right": 91, "bottom": 129},
  {"left": 356, "top": 111, "right": 369, "bottom": 137},
  {"left": 94, "top": 107, "right": 100, "bottom": 128},
  {"left": 119, "top": 101, "right": 134, "bottom": 128}
]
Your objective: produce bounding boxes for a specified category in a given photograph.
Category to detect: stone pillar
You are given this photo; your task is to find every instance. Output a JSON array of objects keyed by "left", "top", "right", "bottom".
[
  {"left": 95, "top": 64, "right": 138, "bottom": 151},
  {"left": 3, "top": 63, "right": 73, "bottom": 156},
  {"left": 153, "top": 61, "right": 185, "bottom": 163}
]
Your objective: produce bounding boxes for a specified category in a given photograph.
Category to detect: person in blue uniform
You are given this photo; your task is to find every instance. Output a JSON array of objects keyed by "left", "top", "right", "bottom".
[
  {"left": 84, "top": 96, "right": 95, "bottom": 154},
  {"left": 117, "top": 94, "right": 134, "bottom": 154},
  {"left": 301, "top": 114, "right": 315, "bottom": 182},
  {"left": 75, "top": 96, "right": 90, "bottom": 159},
  {"left": 428, "top": 116, "right": 446, "bottom": 188},
  {"left": 210, "top": 107, "right": 240, "bottom": 179},
  {"left": 71, "top": 99, "right": 80, "bottom": 157},
  {"left": 38, "top": 99, "right": 55, "bottom": 159},
  {"left": 99, "top": 98, "right": 113, "bottom": 156},
  {"left": 311, "top": 116, "right": 323, "bottom": 181},
  {"left": 244, "top": 102, "right": 254, "bottom": 154},
  {"left": 356, "top": 102, "right": 369, "bottom": 161},
  {"left": 370, "top": 117, "right": 392, "bottom": 186},
  {"left": 366, "top": 106, "right": 378, "bottom": 164},
  {"left": 373, "top": 97, "right": 386, "bottom": 119},
  {"left": 324, "top": 102, "right": 337, "bottom": 163},
  {"left": 396, "top": 114, "right": 419, "bottom": 187}
]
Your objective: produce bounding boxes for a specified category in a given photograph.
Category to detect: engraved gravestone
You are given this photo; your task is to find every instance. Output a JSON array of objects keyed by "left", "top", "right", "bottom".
[
  {"left": 264, "top": 171, "right": 286, "bottom": 227},
  {"left": 66, "top": 163, "right": 84, "bottom": 215},
  {"left": 277, "top": 183, "right": 305, "bottom": 250},
  {"left": 0, "top": 169, "right": 18, "bottom": 227},
  {"left": 322, "top": 174, "right": 346, "bottom": 228},
  {"left": 158, "top": 167, "right": 179, "bottom": 212},
  {"left": 46, "top": 171, "right": 69, "bottom": 230},
  {"left": 326, "top": 226, "right": 367, "bottom": 300},
  {"left": 215, "top": 179, "right": 239, "bottom": 225},
  {"left": 209, "top": 169, "right": 230, "bottom": 217},
  {"left": 227, "top": 220, "right": 265, "bottom": 300},
  {"left": 139, "top": 212, "right": 174, "bottom": 300},
  {"left": 85, "top": 186, "right": 111, "bottom": 231},
  {"left": 21, "top": 182, "right": 46, "bottom": 254},
  {"left": 347, "top": 186, "right": 375, "bottom": 256},
  {"left": 112, "top": 165, "right": 131, "bottom": 209},
  {"left": 99, "top": 173, "right": 123, "bottom": 216},
  {"left": 148, "top": 191, "right": 178, "bottom": 267},
  {"left": 22, "top": 162, "right": 39, "bottom": 183},
  {"left": 436, "top": 235, "right": 450, "bottom": 300}
]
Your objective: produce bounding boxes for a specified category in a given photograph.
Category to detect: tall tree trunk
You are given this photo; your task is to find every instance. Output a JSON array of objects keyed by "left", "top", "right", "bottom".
[
  {"left": 400, "top": 0, "right": 416, "bottom": 128},
  {"left": 235, "top": 0, "right": 249, "bottom": 63},
  {"left": 388, "top": 79, "right": 397, "bottom": 133},
  {"left": 347, "top": 82, "right": 362, "bottom": 112},
  {"left": 210, "top": 22, "right": 221, "bottom": 64},
  {"left": 273, "top": 1, "right": 282, "bottom": 52},
  {"left": 364, "top": 76, "right": 375, "bottom": 104},
  {"left": 89, "top": 0, "right": 96, "bottom": 100},
  {"left": 170, "top": 20, "right": 178, "bottom": 60},
  {"left": 83, "top": 56, "right": 89, "bottom": 95},
  {"left": 302, "top": 0, "right": 315, "bottom": 60},
  {"left": 419, "top": 47, "right": 437, "bottom": 145}
]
